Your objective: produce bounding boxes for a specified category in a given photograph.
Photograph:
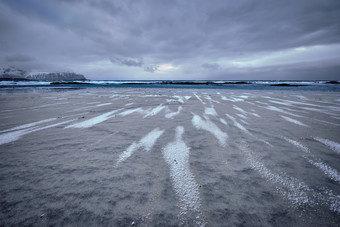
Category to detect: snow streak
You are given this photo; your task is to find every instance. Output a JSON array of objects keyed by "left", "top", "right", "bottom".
[
  {"left": 162, "top": 126, "right": 205, "bottom": 225},
  {"left": 192, "top": 114, "right": 227, "bottom": 147},
  {"left": 116, "top": 128, "right": 164, "bottom": 166}
]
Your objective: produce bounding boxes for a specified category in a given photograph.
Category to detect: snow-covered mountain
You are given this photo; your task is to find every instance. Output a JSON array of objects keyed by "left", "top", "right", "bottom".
[
  {"left": 0, "top": 66, "right": 28, "bottom": 79},
  {"left": 0, "top": 67, "right": 87, "bottom": 81},
  {"left": 25, "top": 72, "right": 86, "bottom": 81}
]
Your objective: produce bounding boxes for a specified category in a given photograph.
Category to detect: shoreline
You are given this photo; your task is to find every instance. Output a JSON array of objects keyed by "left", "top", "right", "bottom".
[{"left": 1, "top": 79, "right": 340, "bottom": 94}]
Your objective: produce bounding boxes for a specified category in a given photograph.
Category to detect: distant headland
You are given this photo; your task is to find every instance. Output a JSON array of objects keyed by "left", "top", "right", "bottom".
[{"left": 0, "top": 66, "right": 87, "bottom": 81}]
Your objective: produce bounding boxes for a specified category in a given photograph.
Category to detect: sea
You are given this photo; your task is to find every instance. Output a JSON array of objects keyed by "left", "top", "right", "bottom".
[{"left": 0, "top": 80, "right": 340, "bottom": 93}]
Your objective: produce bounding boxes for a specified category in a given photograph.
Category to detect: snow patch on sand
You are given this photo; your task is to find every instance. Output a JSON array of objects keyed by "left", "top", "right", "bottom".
[
  {"left": 0, "top": 118, "right": 56, "bottom": 133},
  {"left": 314, "top": 137, "right": 340, "bottom": 154},
  {"left": 96, "top": 103, "right": 112, "bottom": 107},
  {"left": 66, "top": 109, "right": 122, "bottom": 128},
  {"left": 236, "top": 113, "right": 247, "bottom": 120},
  {"left": 193, "top": 92, "right": 206, "bottom": 105},
  {"left": 0, "top": 128, "right": 36, "bottom": 145},
  {"left": 143, "top": 104, "right": 166, "bottom": 118},
  {"left": 265, "top": 106, "right": 302, "bottom": 118},
  {"left": 220, "top": 118, "right": 228, "bottom": 126},
  {"left": 255, "top": 101, "right": 268, "bottom": 105},
  {"left": 240, "top": 142, "right": 313, "bottom": 207},
  {"left": 225, "top": 114, "right": 250, "bottom": 134},
  {"left": 64, "top": 112, "right": 90, "bottom": 118},
  {"left": 0, "top": 120, "right": 74, "bottom": 146},
  {"left": 309, "top": 160, "right": 340, "bottom": 183},
  {"left": 269, "top": 100, "right": 292, "bottom": 106},
  {"left": 274, "top": 98, "right": 319, "bottom": 107},
  {"left": 311, "top": 118, "right": 340, "bottom": 127},
  {"left": 295, "top": 95, "right": 308, "bottom": 100},
  {"left": 251, "top": 112, "right": 261, "bottom": 118},
  {"left": 232, "top": 98, "right": 245, "bottom": 102},
  {"left": 222, "top": 96, "right": 245, "bottom": 102},
  {"left": 226, "top": 114, "right": 271, "bottom": 146},
  {"left": 172, "top": 96, "right": 191, "bottom": 104},
  {"left": 116, "top": 128, "right": 164, "bottom": 165},
  {"left": 221, "top": 96, "right": 229, "bottom": 101},
  {"left": 86, "top": 102, "right": 101, "bottom": 105},
  {"left": 281, "top": 115, "right": 308, "bottom": 127},
  {"left": 192, "top": 114, "right": 227, "bottom": 147},
  {"left": 140, "top": 94, "right": 163, "bottom": 98},
  {"left": 283, "top": 137, "right": 310, "bottom": 154},
  {"left": 283, "top": 137, "right": 340, "bottom": 183},
  {"left": 299, "top": 106, "right": 335, "bottom": 115},
  {"left": 204, "top": 106, "right": 218, "bottom": 116},
  {"left": 165, "top": 106, "right": 182, "bottom": 119},
  {"left": 204, "top": 95, "right": 220, "bottom": 104},
  {"left": 118, "top": 108, "right": 144, "bottom": 117},
  {"left": 162, "top": 126, "right": 205, "bottom": 225},
  {"left": 233, "top": 106, "right": 248, "bottom": 115},
  {"left": 111, "top": 94, "right": 130, "bottom": 98},
  {"left": 173, "top": 96, "right": 185, "bottom": 104}
]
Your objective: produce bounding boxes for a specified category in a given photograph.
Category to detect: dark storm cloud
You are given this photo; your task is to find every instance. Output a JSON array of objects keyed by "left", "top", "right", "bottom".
[
  {"left": 110, "top": 57, "right": 159, "bottom": 73},
  {"left": 0, "top": 0, "right": 339, "bottom": 79},
  {"left": 110, "top": 57, "right": 143, "bottom": 67},
  {"left": 144, "top": 66, "right": 159, "bottom": 73}
]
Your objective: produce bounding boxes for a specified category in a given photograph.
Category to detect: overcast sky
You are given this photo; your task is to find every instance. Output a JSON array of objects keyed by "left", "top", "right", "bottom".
[{"left": 1, "top": 0, "right": 339, "bottom": 80}]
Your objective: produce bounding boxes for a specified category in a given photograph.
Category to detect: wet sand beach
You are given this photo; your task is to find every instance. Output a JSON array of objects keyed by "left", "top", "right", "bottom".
[{"left": 1, "top": 88, "right": 340, "bottom": 226}]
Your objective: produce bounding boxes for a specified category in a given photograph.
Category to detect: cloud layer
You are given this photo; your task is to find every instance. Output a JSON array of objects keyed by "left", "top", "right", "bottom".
[{"left": 1, "top": 0, "right": 339, "bottom": 80}]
